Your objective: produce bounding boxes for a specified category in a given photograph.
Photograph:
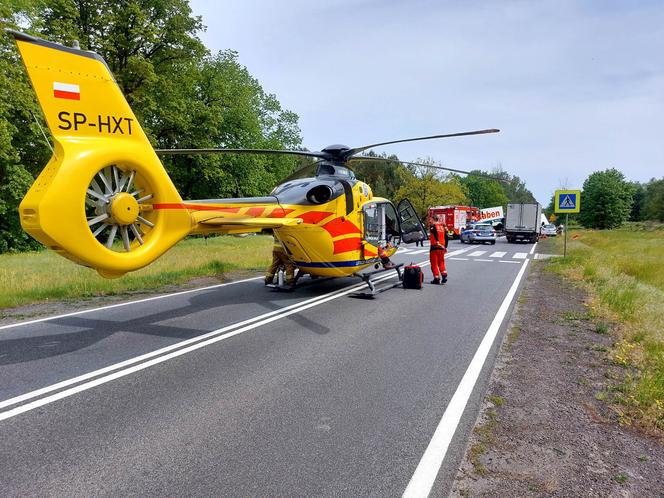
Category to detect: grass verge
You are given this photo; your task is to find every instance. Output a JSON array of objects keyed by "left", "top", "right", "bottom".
[
  {"left": 541, "top": 225, "right": 664, "bottom": 433},
  {"left": 0, "top": 235, "right": 273, "bottom": 309}
]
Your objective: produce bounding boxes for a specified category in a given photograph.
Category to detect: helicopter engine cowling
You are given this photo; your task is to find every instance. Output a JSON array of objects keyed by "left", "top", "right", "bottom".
[{"left": 306, "top": 185, "right": 334, "bottom": 204}]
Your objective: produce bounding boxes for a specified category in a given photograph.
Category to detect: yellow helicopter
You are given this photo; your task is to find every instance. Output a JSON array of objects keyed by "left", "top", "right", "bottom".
[{"left": 9, "top": 30, "right": 499, "bottom": 291}]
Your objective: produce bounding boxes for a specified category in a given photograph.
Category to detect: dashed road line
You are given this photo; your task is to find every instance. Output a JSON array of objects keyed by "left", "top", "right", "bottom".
[
  {"left": 468, "top": 251, "right": 487, "bottom": 257},
  {"left": 489, "top": 251, "right": 506, "bottom": 258},
  {"left": 513, "top": 252, "right": 528, "bottom": 259}
]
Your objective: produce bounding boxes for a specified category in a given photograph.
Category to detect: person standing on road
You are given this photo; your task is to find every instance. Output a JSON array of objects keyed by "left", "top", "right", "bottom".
[
  {"left": 429, "top": 220, "right": 448, "bottom": 284},
  {"left": 265, "top": 234, "right": 295, "bottom": 287}
]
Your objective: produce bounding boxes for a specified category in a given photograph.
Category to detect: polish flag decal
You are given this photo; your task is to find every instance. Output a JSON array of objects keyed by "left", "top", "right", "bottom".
[{"left": 53, "top": 82, "right": 80, "bottom": 100}]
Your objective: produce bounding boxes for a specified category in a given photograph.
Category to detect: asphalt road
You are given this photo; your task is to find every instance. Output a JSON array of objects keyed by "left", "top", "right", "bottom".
[{"left": 0, "top": 237, "right": 540, "bottom": 497}]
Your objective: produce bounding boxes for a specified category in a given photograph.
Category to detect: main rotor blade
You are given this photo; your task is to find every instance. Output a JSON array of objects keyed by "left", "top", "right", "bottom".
[
  {"left": 155, "top": 148, "right": 328, "bottom": 159},
  {"left": 346, "top": 129, "right": 500, "bottom": 158},
  {"left": 349, "top": 155, "right": 508, "bottom": 183}
]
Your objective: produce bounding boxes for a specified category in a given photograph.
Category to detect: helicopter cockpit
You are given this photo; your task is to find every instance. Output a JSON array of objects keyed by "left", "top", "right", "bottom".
[{"left": 315, "top": 163, "right": 356, "bottom": 180}]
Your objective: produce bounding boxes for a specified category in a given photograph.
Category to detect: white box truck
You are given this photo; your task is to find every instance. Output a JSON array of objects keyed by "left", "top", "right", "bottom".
[{"left": 505, "top": 203, "right": 542, "bottom": 243}]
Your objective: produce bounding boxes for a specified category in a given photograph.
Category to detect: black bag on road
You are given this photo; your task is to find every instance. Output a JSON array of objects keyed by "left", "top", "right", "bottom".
[{"left": 402, "top": 264, "right": 423, "bottom": 289}]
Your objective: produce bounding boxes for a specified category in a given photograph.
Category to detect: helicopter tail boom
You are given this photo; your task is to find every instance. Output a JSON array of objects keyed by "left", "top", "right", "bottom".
[{"left": 11, "top": 30, "right": 197, "bottom": 277}]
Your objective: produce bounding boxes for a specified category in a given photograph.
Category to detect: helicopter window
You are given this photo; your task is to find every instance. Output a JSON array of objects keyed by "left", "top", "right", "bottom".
[
  {"left": 363, "top": 205, "right": 381, "bottom": 244},
  {"left": 363, "top": 202, "right": 400, "bottom": 245},
  {"left": 315, "top": 164, "right": 356, "bottom": 180}
]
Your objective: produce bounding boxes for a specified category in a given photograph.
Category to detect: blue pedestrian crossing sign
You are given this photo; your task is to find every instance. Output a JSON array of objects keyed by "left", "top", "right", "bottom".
[{"left": 555, "top": 190, "right": 581, "bottom": 213}]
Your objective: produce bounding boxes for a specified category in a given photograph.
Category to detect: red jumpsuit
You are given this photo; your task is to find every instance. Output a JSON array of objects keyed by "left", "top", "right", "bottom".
[{"left": 429, "top": 222, "right": 447, "bottom": 283}]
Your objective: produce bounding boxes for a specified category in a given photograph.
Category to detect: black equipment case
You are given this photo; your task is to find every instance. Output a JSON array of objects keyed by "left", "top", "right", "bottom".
[{"left": 402, "top": 264, "right": 423, "bottom": 289}]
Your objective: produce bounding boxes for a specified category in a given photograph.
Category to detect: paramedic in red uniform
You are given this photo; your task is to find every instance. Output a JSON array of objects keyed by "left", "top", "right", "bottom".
[{"left": 429, "top": 219, "right": 448, "bottom": 284}]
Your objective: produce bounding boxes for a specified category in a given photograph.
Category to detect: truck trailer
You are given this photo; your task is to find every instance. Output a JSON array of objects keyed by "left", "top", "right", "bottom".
[{"left": 505, "top": 203, "right": 542, "bottom": 243}]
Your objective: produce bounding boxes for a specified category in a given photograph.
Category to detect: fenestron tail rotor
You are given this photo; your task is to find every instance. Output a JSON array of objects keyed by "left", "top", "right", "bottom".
[{"left": 84, "top": 165, "right": 156, "bottom": 252}]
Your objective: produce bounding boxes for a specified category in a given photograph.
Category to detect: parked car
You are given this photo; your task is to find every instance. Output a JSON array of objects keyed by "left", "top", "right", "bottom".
[
  {"left": 460, "top": 225, "right": 497, "bottom": 244},
  {"left": 540, "top": 223, "right": 557, "bottom": 236}
]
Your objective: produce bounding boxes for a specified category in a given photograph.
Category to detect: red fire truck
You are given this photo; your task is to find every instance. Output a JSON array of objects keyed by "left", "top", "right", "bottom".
[{"left": 428, "top": 205, "right": 480, "bottom": 239}]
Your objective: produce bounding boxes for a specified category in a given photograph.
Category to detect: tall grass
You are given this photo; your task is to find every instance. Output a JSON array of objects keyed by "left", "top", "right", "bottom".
[
  {"left": 544, "top": 227, "right": 664, "bottom": 432},
  {"left": 0, "top": 235, "right": 272, "bottom": 309}
]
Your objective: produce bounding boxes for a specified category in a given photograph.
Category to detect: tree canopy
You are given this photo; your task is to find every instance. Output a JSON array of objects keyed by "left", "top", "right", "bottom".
[
  {"left": 0, "top": 0, "right": 302, "bottom": 251},
  {"left": 578, "top": 168, "right": 634, "bottom": 229},
  {"left": 393, "top": 159, "right": 468, "bottom": 218}
]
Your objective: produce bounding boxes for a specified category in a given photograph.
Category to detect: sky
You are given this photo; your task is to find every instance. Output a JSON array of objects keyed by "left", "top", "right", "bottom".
[{"left": 188, "top": 0, "right": 664, "bottom": 205}]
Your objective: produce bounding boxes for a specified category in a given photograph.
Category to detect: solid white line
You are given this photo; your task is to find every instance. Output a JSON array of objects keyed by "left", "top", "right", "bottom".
[
  {"left": 513, "top": 252, "right": 528, "bottom": 259},
  {"left": 0, "top": 276, "right": 264, "bottom": 332},
  {"left": 529, "top": 241, "right": 538, "bottom": 255},
  {"left": 402, "top": 259, "right": 530, "bottom": 498},
  {"left": 0, "top": 261, "right": 429, "bottom": 421},
  {"left": 0, "top": 281, "right": 359, "bottom": 411},
  {"left": 489, "top": 251, "right": 506, "bottom": 258},
  {"left": 468, "top": 251, "right": 486, "bottom": 257}
]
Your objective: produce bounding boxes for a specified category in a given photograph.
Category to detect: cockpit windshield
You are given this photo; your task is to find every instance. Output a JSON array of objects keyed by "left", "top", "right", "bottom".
[{"left": 316, "top": 163, "right": 356, "bottom": 180}]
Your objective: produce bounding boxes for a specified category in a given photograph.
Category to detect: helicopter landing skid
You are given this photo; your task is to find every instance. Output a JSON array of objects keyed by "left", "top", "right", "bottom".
[{"left": 351, "top": 263, "right": 404, "bottom": 299}]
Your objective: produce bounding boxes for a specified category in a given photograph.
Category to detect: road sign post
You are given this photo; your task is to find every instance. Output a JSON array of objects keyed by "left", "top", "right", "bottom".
[{"left": 554, "top": 190, "right": 581, "bottom": 258}]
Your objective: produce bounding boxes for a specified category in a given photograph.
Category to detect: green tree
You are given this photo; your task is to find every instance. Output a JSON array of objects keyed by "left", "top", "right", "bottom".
[
  {"left": 629, "top": 182, "right": 647, "bottom": 221},
  {"left": 394, "top": 160, "right": 467, "bottom": 219},
  {"left": 579, "top": 168, "right": 634, "bottom": 229},
  {"left": 350, "top": 151, "right": 409, "bottom": 199},
  {"left": 643, "top": 178, "right": 664, "bottom": 222},
  {"left": 460, "top": 172, "right": 509, "bottom": 209},
  {"left": 489, "top": 165, "right": 537, "bottom": 204},
  {"left": 0, "top": 1, "right": 51, "bottom": 251}
]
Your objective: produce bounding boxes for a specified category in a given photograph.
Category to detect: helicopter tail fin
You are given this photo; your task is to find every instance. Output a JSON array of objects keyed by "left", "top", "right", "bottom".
[{"left": 10, "top": 30, "right": 192, "bottom": 277}]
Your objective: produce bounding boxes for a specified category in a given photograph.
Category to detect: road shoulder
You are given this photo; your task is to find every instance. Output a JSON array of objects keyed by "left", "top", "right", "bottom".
[{"left": 451, "top": 260, "right": 664, "bottom": 496}]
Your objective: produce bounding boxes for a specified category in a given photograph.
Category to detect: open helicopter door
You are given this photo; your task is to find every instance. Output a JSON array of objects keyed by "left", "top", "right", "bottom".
[{"left": 397, "top": 199, "right": 427, "bottom": 243}]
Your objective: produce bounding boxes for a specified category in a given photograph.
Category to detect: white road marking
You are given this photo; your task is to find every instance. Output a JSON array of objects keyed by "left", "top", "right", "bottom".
[
  {"left": 0, "top": 262, "right": 431, "bottom": 420},
  {"left": 445, "top": 247, "right": 473, "bottom": 257},
  {"left": 0, "top": 276, "right": 264, "bottom": 332},
  {"left": 447, "top": 257, "right": 468, "bottom": 261},
  {"left": 513, "top": 252, "right": 528, "bottom": 259},
  {"left": 499, "top": 260, "right": 521, "bottom": 264},
  {"left": 402, "top": 259, "right": 530, "bottom": 498},
  {"left": 474, "top": 259, "right": 493, "bottom": 262},
  {"left": 489, "top": 251, "right": 506, "bottom": 258},
  {"left": 529, "top": 242, "right": 538, "bottom": 255},
  {"left": 408, "top": 249, "right": 430, "bottom": 255},
  {"left": 468, "top": 251, "right": 486, "bottom": 257}
]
